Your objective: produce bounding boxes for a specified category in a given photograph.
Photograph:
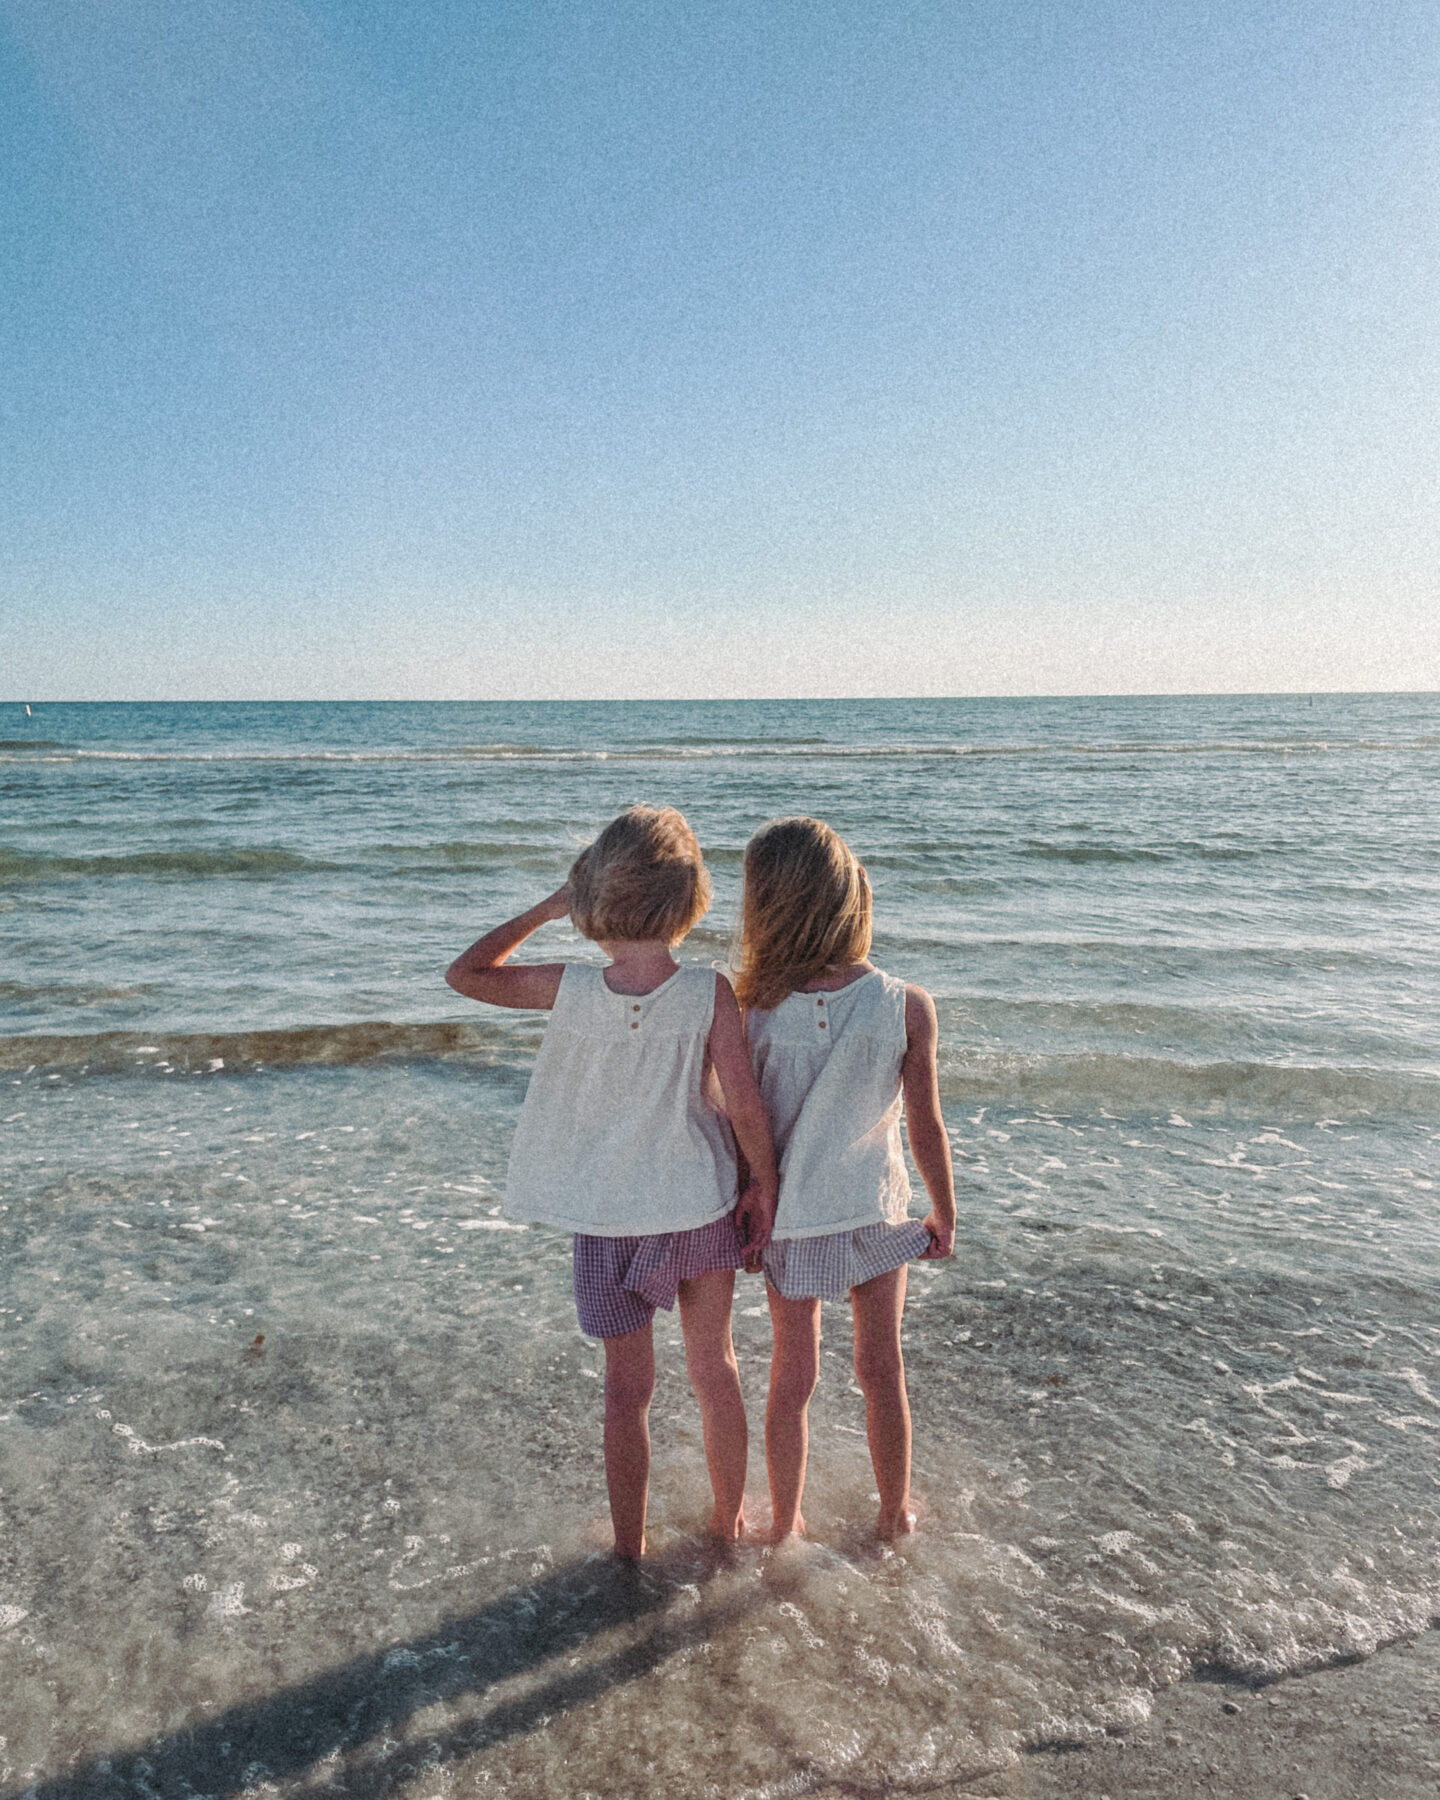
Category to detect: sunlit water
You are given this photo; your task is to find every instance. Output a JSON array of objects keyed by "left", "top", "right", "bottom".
[{"left": 2, "top": 697, "right": 1439, "bottom": 1797}]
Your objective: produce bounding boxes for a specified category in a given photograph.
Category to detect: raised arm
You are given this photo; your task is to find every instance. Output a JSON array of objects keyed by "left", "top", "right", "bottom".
[
  {"left": 902, "top": 984, "right": 956, "bottom": 1258},
  {"left": 707, "top": 975, "right": 779, "bottom": 1256},
  {"left": 444, "top": 888, "right": 569, "bottom": 1010}
]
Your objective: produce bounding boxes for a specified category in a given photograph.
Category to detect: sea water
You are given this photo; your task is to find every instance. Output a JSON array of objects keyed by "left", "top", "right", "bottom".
[{"left": 2, "top": 696, "right": 1438, "bottom": 1797}]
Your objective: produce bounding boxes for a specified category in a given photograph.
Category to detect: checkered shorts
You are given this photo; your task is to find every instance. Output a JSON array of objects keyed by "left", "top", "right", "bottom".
[
  {"left": 572, "top": 1213, "right": 744, "bottom": 1339},
  {"left": 762, "top": 1218, "right": 932, "bottom": 1302}
]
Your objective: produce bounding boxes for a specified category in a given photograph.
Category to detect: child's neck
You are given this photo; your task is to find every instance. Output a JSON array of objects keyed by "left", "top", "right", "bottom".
[{"left": 597, "top": 938, "right": 681, "bottom": 996}]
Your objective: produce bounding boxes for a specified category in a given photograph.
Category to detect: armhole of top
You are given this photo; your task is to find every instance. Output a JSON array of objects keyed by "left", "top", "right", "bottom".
[{"left": 886, "top": 972, "right": 911, "bottom": 1052}]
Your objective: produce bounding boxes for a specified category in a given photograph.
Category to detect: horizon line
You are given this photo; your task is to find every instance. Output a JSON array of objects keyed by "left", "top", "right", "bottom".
[{"left": 4, "top": 689, "right": 1438, "bottom": 708}]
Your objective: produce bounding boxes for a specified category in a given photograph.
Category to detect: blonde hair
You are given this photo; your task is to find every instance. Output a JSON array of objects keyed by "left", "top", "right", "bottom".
[
  {"left": 734, "top": 816, "right": 872, "bottom": 1011},
  {"left": 568, "top": 806, "right": 711, "bottom": 944}
]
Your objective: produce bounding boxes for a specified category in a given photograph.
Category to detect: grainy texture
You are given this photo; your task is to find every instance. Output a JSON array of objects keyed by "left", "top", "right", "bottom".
[{"left": 909, "top": 1631, "right": 1440, "bottom": 1800}]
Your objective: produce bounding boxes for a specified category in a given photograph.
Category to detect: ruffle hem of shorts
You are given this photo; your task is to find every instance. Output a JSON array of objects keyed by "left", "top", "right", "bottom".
[{"left": 762, "top": 1217, "right": 932, "bottom": 1302}]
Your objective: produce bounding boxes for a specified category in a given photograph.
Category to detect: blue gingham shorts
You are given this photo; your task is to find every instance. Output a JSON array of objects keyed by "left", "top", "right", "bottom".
[
  {"left": 573, "top": 1213, "right": 744, "bottom": 1339},
  {"left": 762, "top": 1218, "right": 932, "bottom": 1302}
]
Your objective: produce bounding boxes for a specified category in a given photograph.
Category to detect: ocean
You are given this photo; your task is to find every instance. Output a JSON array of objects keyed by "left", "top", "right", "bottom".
[{"left": 2, "top": 695, "right": 1438, "bottom": 1797}]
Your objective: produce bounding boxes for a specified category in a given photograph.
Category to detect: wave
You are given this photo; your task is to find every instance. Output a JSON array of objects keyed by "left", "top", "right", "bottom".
[
  {"left": 0, "top": 1018, "right": 538, "bottom": 1074},
  {"left": 1021, "top": 840, "right": 1170, "bottom": 865},
  {"left": 365, "top": 840, "right": 564, "bottom": 873},
  {"left": 0, "top": 849, "right": 340, "bottom": 885},
  {"left": 4, "top": 737, "right": 1439, "bottom": 768},
  {"left": 0, "top": 738, "right": 67, "bottom": 750},
  {"left": 0, "top": 846, "right": 339, "bottom": 882},
  {"left": 5, "top": 1020, "right": 1436, "bottom": 1116},
  {"left": 939, "top": 1049, "right": 1440, "bottom": 1117},
  {"left": 3, "top": 830, "right": 1413, "bottom": 890},
  {"left": 0, "top": 839, "right": 580, "bottom": 884},
  {"left": 940, "top": 992, "right": 1276, "bottom": 1035},
  {"left": 0, "top": 980, "right": 157, "bottom": 1008},
  {"left": 879, "top": 932, "right": 1402, "bottom": 971}
]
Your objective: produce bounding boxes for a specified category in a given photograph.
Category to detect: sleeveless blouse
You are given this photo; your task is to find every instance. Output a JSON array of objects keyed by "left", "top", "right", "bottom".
[
  {"left": 504, "top": 963, "right": 738, "bottom": 1235},
  {"left": 747, "top": 968, "right": 913, "bottom": 1239}
]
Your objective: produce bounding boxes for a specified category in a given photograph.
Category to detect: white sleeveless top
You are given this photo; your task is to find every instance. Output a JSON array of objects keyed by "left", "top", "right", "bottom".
[
  {"left": 747, "top": 968, "right": 912, "bottom": 1239},
  {"left": 504, "top": 963, "right": 738, "bottom": 1236}
]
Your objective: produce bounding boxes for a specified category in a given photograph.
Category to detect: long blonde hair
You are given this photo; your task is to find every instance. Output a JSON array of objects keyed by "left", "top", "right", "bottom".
[{"left": 734, "top": 817, "right": 872, "bottom": 1011}]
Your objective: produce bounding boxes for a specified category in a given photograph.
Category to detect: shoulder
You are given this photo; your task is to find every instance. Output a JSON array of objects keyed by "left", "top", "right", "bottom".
[
  {"left": 903, "top": 983, "right": 938, "bottom": 1047},
  {"left": 707, "top": 968, "right": 740, "bottom": 1029}
]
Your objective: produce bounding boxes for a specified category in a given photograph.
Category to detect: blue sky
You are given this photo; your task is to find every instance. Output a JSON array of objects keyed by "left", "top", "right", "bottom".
[{"left": 2, "top": 0, "right": 1437, "bottom": 698}]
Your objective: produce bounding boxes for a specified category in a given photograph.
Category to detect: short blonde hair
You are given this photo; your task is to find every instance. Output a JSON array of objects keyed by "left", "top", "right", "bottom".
[
  {"left": 734, "top": 816, "right": 872, "bottom": 1011},
  {"left": 568, "top": 806, "right": 711, "bottom": 944}
]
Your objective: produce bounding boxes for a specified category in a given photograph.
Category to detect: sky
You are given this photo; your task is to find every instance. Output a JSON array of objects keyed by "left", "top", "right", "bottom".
[{"left": 1, "top": 0, "right": 1437, "bottom": 700}]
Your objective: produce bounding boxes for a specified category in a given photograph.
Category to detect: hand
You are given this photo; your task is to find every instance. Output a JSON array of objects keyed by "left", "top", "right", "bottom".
[
  {"left": 919, "top": 1210, "right": 954, "bottom": 1259},
  {"left": 537, "top": 885, "right": 571, "bottom": 922},
  {"left": 735, "top": 1177, "right": 776, "bottom": 1270}
]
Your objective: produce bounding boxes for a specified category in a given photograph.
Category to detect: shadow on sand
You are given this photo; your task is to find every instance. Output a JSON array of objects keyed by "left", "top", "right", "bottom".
[{"left": 9, "top": 1542, "right": 765, "bottom": 1800}]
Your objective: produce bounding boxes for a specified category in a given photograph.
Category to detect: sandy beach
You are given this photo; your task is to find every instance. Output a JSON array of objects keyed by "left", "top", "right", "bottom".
[
  {"left": 1019, "top": 1629, "right": 1440, "bottom": 1799},
  {"left": 865, "top": 1630, "right": 1440, "bottom": 1799}
]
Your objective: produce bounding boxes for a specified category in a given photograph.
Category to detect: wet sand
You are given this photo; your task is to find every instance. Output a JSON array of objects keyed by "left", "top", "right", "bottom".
[
  {"left": 1015, "top": 1630, "right": 1440, "bottom": 1799},
  {"left": 822, "top": 1629, "right": 1440, "bottom": 1799}
]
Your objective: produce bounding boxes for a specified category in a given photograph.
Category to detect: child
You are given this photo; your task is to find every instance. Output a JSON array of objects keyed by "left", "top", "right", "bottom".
[
  {"left": 734, "top": 816, "right": 956, "bottom": 1543},
  {"left": 446, "top": 805, "right": 778, "bottom": 1560}
]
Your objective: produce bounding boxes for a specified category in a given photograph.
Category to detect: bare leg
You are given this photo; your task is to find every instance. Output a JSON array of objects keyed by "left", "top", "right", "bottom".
[
  {"left": 765, "top": 1287, "right": 822, "bottom": 1542},
  {"left": 851, "top": 1264, "right": 913, "bottom": 1539},
  {"left": 678, "top": 1268, "right": 748, "bottom": 1538},
  {"left": 602, "top": 1325, "right": 656, "bottom": 1559}
]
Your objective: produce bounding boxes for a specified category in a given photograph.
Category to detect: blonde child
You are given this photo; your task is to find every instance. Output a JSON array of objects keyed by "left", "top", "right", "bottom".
[
  {"left": 446, "top": 805, "right": 778, "bottom": 1560},
  {"left": 735, "top": 816, "right": 956, "bottom": 1543}
]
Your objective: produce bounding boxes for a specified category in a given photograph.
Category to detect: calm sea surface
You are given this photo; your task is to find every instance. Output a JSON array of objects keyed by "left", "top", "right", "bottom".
[{"left": 2, "top": 696, "right": 1439, "bottom": 1797}]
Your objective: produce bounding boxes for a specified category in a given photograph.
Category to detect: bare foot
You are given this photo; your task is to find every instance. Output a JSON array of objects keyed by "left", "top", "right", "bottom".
[
  {"left": 767, "top": 1514, "right": 806, "bottom": 1546},
  {"left": 708, "top": 1506, "right": 746, "bottom": 1541},
  {"left": 612, "top": 1537, "right": 646, "bottom": 1562},
  {"left": 877, "top": 1508, "right": 916, "bottom": 1542}
]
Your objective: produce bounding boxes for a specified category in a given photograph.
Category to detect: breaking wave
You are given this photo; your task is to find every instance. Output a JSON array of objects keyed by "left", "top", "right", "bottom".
[
  {"left": 0, "top": 846, "right": 338, "bottom": 882},
  {"left": 940, "top": 1048, "right": 1440, "bottom": 1117},
  {"left": 5, "top": 1021, "right": 1436, "bottom": 1116},
  {"left": 5, "top": 737, "right": 1439, "bottom": 768},
  {"left": 0, "top": 1018, "right": 538, "bottom": 1075}
]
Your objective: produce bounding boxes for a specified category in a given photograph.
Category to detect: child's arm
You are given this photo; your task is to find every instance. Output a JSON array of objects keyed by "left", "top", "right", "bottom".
[
  {"left": 707, "top": 976, "right": 779, "bottom": 1257},
  {"left": 902, "top": 985, "right": 956, "bottom": 1259},
  {"left": 444, "top": 889, "right": 570, "bottom": 1009}
]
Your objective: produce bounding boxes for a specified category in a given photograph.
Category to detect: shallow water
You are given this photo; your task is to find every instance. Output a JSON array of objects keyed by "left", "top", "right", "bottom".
[{"left": 3, "top": 698, "right": 1440, "bottom": 1796}]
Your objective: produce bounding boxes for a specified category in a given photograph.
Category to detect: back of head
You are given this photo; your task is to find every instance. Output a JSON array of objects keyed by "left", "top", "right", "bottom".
[
  {"left": 735, "top": 816, "right": 872, "bottom": 1011},
  {"left": 568, "top": 805, "right": 711, "bottom": 945}
]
